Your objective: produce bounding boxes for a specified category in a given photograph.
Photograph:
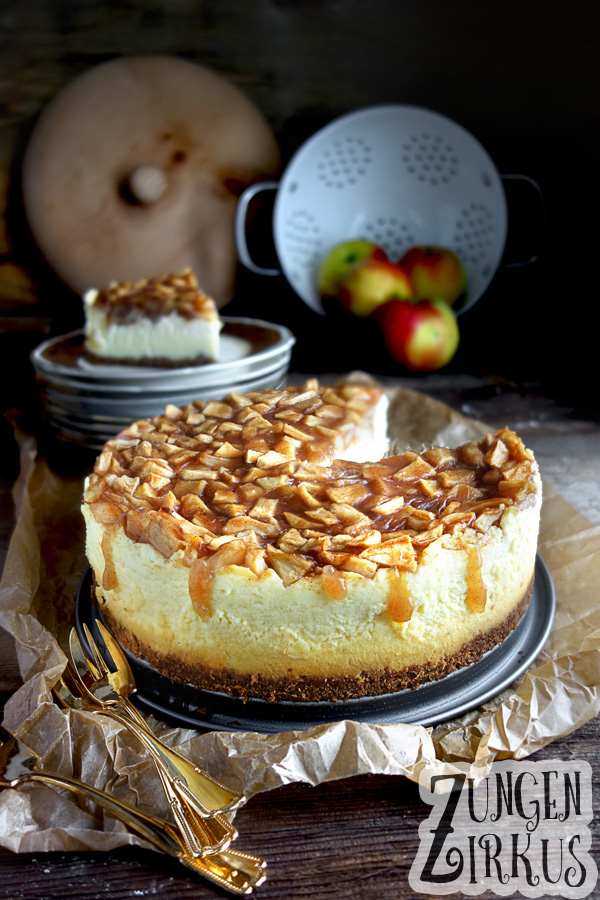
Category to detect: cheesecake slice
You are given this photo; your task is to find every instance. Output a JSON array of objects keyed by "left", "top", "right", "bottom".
[
  {"left": 83, "top": 269, "right": 222, "bottom": 366},
  {"left": 82, "top": 381, "right": 541, "bottom": 702}
]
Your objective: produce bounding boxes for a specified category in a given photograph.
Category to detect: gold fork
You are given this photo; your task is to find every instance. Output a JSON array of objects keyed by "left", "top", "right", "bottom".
[
  {"left": 0, "top": 725, "right": 266, "bottom": 895},
  {"left": 56, "top": 659, "right": 236, "bottom": 859},
  {"left": 73, "top": 624, "right": 245, "bottom": 818},
  {"left": 65, "top": 634, "right": 237, "bottom": 859}
]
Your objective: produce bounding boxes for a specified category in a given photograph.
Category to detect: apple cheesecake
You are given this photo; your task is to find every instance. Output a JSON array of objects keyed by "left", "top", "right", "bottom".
[
  {"left": 83, "top": 269, "right": 222, "bottom": 365},
  {"left": 82, "top": 381, "right": 542, "bottom": 702}
]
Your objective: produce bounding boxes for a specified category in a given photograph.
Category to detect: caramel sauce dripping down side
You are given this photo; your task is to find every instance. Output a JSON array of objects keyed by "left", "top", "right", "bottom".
[
  {"left": 321, "top": 565, "right": 348, "bottom": 601},
  {"left": 387, "top": 569, "right": 413, "bottom": 623},
  {"left": 465, "top": 545, "right": 487, "bottom": 613},
  {"left": 101, "top": 531, "right": 119, "bottom": 591},
  {"left": 188, "top": 558, "right": 214, "bottom": 618}
]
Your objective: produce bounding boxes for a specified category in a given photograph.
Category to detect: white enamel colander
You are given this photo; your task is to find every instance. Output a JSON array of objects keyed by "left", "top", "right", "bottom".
[{"left": 236, "top": 105, "right": 540, "bottom": 315}]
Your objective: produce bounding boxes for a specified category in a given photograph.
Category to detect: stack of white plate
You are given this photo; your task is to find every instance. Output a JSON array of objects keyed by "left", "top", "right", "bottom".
[{"left": 31, "top": 316, "right": 295, "bottom": 449}]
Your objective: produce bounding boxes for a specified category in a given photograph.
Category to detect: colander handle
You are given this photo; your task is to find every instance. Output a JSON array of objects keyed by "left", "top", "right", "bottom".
[
  {"left": 501, "top": 174, "right": 546, "bottom": 267},
  {"left": 235, "top": 181, "right": 281, "bottom": 276}
]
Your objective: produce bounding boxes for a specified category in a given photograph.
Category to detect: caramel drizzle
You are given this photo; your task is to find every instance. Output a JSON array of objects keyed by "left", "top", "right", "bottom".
[
  {"left": 101, "top": 531, "right": 119, "bottom": 591},
  {"left": 387, "top": 570, "right": 413, "bottom": 623},
  {"left": 465, "top": 545, "right": 487, "bottom": 613},
  {"left": 321, "top": 566, "right": 348, "bottom": 601},
  {"left": 88, "top": 390, "right": 536, "bottom": 599},
  {"left": 93, "top": 269, "right": 215, "bottom": 323},
  {"left": 188, "top": 558, "right": 214, "bottom": 619}
]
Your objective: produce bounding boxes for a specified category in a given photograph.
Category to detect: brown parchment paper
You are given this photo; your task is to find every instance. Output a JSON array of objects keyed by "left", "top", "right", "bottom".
[{"left": 1, "top": 383, "right": 600, "bottom": 854}]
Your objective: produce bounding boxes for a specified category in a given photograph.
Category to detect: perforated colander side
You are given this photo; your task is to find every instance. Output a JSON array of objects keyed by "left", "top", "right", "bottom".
[
  {"left": 400, "top": 131, "right": 460, "bottom": 185},
  {"left": 314, "top": 129, "right": 462, "bottom": 190},
  {"left": 316, "top": 136, "right": 373, "bottom": 188},
  {"left": 283, "top": 210, "right": 324, "bottom": 288},
  {"left": 362, "top": 218, "right": 418, "bottom": 260},
  {"left": 453, "top": 202, "right": 497, "bottom": 274}
]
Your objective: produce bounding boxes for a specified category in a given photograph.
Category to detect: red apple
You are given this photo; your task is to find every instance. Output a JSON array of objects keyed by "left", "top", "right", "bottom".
[
  {"left": 337, "top": 258, "right": 414, "bottom": 317},
  {"left": 378, "top": 298, "right": 460, "bottom": 371},
  {"left": 399, "top": 246, "right": 467, "bottom": 307},
  {"left": 318, "top": 240, "right": 387, "bottom": 300}
]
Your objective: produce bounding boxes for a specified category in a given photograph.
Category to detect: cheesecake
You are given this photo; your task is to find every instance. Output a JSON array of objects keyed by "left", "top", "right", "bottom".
[
  {"left": 82, "top": 381, "right": 541, "bottom": 702},
  {"left": 83, "top": 269, "right": 222, "bottom": 365}
]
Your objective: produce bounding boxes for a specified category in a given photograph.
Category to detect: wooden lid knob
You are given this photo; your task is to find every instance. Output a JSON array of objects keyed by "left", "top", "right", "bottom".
[{"left": 127, "top": 165, "right": 168, "bottom": 204}]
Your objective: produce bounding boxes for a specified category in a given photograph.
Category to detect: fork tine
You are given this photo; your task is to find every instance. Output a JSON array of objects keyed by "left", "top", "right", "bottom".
[
  {"left": 69, "top": 627, "right": 102, "bottom": 691},
  {"left": 83, "top": 623, "right": 111, "bottom": 676},
  {"left": 54, "top": 661, "right": 88, "bottom": 707},
  {"left": 94, "top": 620, "right": 143, "bottom": 721},
  {"left": 96, "top": 620, "right": 134, "bottom": 680}
]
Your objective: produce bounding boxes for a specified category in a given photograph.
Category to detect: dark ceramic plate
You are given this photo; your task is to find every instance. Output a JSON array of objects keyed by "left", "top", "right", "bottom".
[{"left": 76, "top": 555, "right": 555, "bottom": 734}]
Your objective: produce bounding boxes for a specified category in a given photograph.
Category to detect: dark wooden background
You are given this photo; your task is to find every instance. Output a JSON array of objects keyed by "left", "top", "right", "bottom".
[
  {"left": 1, "top": 3, "right": 599, "bottom": 897},
  {"left": 1, "top": 0, "right": 599, "bottom": 416}
]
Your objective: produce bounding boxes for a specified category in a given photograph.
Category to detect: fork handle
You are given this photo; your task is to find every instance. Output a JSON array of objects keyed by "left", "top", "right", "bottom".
[
  {"left": 14, "top": 774, "right": 263, "bottom": 894},
  {"left": 18, "top": 771, "right": 181, "bottom": 856},
  {"left": 116, "top": 695, "right": 245, "bottom": 817},
  {"left": 152, "top": 755, "right": 235, "bottom": 859},
  {"left": 159, "top": 768, "right": 227, "bottom": 859},
  {"left": 93, "top": 706, "right": 236, "bottom": 850}
]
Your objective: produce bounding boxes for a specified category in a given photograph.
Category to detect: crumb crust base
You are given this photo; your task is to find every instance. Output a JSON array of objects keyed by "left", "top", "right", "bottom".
[{"left": 83, "top": 350, "right": 216, "bottom": 368}]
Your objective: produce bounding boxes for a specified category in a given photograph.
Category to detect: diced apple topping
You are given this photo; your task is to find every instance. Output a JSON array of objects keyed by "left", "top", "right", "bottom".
[{"left": 84, "top": 383, "right": 539, "bottom": 594}]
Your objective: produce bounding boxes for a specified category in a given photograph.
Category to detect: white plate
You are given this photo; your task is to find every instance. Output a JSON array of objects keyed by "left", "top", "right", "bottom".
[
  {"left": 34, "top": 344, "right": 293, "bottom": 397},
  {"left": 31, "top": 317, "right": 295, "bottom": 388},
  {"left": 41, "top": 363, "right": 291, "bottom": 422},
  {"left": 42, "top": 368, "right": 290, "bottom": 446}
]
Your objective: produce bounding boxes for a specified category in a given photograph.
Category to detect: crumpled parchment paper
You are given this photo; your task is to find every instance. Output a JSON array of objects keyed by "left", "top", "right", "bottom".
[{"left": 1, "top": 381, "right": 599, "bottom": 853}]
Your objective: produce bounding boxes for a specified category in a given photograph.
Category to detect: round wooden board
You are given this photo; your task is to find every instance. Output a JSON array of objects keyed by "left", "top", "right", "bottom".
[{"left": 21, "top": 55, "right": 281, "bottom": 307}]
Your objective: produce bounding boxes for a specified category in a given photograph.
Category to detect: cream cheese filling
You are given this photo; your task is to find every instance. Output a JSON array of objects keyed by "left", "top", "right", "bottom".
[{"left": 83, "top": 490, "right": 540, "bottom": 680}]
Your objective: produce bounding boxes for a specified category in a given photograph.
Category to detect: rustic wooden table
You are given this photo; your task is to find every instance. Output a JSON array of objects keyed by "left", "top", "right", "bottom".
[{"left": 1, "top": 371, "right": 599, "bottom": 900}]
